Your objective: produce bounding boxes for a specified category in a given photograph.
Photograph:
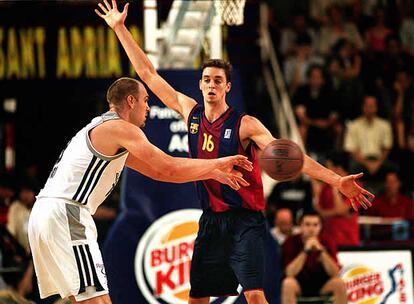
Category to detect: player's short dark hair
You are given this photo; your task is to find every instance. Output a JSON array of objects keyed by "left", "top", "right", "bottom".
[
  {"left": 107, "top": 77, "right": 141, "bottom": 108},
  {"left": 299, "top": 210, "right": 321, "bottom": 223},
  {"left": 201, "top": 59, "right": 232, "bottom": 82}
]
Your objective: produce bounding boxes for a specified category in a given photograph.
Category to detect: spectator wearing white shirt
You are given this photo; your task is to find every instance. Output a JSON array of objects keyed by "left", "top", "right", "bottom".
[{"left": 344, "top": 95, "right": 395, "bottom": 182}]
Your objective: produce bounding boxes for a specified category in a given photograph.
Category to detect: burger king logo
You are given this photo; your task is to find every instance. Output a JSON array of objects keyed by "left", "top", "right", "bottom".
[
  {"left": 342, "top": 265, "right": 384, "bottom": 303},
  {"left": 135, "top": 209, "right": 239, "bottom": 304}
]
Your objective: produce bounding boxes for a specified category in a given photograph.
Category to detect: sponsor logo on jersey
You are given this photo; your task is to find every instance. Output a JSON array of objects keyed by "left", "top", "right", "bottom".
[
  {"left": 341, "top": 264, "right": 407, "bottom": 303},
  {"left": 190, "top": 123, "right": 199, "bottom": 134},
  {"left": 224, "top": 129, "right": 232, "bottom": 139},
  {"left": 135, "top": 209, "right": 239, "bottom": 304}
]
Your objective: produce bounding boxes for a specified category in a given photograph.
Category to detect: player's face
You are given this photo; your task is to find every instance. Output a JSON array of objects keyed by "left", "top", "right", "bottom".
[
  {"left": 300, "top": 216, "right": 321, "bottom": 239},
  {"left": 199, "top": 67, "right": 231, "bottom": 104}
]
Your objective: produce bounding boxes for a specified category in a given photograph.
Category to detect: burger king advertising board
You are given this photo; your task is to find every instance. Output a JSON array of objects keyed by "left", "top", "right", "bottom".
[
  {"left": 135, "top": 209, "right": 240, "bottom": 304},
  {"left": 338, "top": 250, "right": 414, "bottom": 304}
]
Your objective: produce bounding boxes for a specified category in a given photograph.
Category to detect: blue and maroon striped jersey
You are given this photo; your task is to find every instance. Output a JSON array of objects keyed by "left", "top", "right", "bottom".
[{"left": 187, "top": 105, "right": 265, "bottom": 212}]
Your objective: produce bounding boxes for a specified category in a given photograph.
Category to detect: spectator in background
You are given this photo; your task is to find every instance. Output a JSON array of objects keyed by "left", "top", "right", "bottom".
[
  {"left": 293, "top": 65, "right": 339, "bottom": 158},
  {"left": 281, "top": 211, "right": 347, "bottom": 304},
  {"left": 0, "top": 226, "right": 33, "bottom": 302},
  {"left": 366, "top": 171, "right": 414, "bottom": 220},
  {"left": 0, "top": 175, "right": 15, "bottom": 228},
  {"left": 5, "top": 182, "right": 38, "bottom": 300},
  {"left": 279, "top": 11, "right": 318, "bottom": 58},
  {"left": 393, "top": 70, "right": 414, "bottom": 149},
  {"left": 318, "top": 4, "right": 364, "bottom": 56},
  {"left": 313, "top": 152, "right": 360, "bottom": 247},
  {"left": 267, "top": 175, "right": 313, "bottom": 224},
  {"left": 271, "top": 208, "right": 300, "bottom": 245},
  {"left": 328, "top": 38, "right": 363, "bottom": 121},
  {"left": 309, "top": 0, "right": 354, "bottom": 26},
  {"left": 377, "top": 34, "right": 414, "bottom": 88},
  {"left": 400, "top": 10, "right": 414, "bottom": 56},
  {"left": 7, "top": 183, "right": 36, "bottom": 253},
  {"left": 364, "top": 6, "right": 393, "bottom": 55},
  {"left": 283, "top": 33, "right": 324, "bottom": 96},
  {"left": 344, "top": 95, "right": 394, "bottom": 183}
]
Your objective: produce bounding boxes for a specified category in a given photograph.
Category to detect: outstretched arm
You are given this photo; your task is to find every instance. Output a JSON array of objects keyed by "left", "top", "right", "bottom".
[
  {"left": 241, "top": 115, "right": 374, "bottom": 209},
  {"left": 109, "top": 120, "right": 252, "bottom": 189},
  {"left": 95, "top": 0, "right": 196, "bottom": 122}
]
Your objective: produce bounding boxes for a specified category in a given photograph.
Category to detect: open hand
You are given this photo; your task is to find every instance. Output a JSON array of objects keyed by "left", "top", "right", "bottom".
[
  {"left": 212, "top": 155, "right": 252, "bottom": 190},
  {"left": 217, "top": 155, "right": 253, "bottom": 172},
  {"left": 213, "top": 168, "right": 250, "bottom": 190},
  {"left": 95, "top": 0, "right": 129, "bottom": 29},
  {"left": 338, "top": 173, "right": 374, "bottom": 211}
]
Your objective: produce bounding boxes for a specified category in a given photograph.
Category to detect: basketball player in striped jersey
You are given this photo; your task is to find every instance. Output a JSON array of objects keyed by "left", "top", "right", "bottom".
[
  {"left": 96, "top": 1, "right": 374, "bottom": 303},
  {"left": 28, "top": 76, "right": 254, "bottom": 304}
]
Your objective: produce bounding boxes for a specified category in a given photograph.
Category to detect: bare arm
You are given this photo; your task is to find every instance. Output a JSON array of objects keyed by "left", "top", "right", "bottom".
[
  {"left": 319, "top": 250, "right": 340, "bottom": 277},
  {"left": 285, "top": 251, "right": 308, "bottom": 277},
  {"left": 241, "top": 115, "right": 374, "bottom": 209},
  {"left": 107, "top": 120, "right": 252, "bottom": 187},
  {"left": 95, "top": 0, "right": 196, "bottom": 123}
]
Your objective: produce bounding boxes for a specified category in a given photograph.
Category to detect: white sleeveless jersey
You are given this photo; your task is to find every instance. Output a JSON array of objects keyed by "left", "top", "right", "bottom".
[{"left": 38, "top": 112, "right": 129, "bottom": 214}]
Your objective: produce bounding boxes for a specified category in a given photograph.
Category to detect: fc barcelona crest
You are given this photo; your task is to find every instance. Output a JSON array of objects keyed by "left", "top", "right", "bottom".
[{"left": 190, "top": 123, "right": 199, "bottom": 134}]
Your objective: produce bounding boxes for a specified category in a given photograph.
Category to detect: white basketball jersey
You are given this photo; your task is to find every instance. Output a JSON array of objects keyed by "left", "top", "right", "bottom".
[{"left": 38, "top": 112, "right": 129, "bottom": 214}]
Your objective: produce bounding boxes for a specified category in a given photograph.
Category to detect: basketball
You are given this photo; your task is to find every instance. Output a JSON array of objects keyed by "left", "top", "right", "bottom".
[{"left": 259, "top": 139, "right": 304, "bottom": 181}]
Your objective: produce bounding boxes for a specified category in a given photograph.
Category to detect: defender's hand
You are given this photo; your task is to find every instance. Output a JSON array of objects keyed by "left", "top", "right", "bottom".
[
  {"left": 212, "top": 168, "right": 250, "bottom": 190},
  {"left": 217, "top": 155, "right": 253, "bottom": 172}
]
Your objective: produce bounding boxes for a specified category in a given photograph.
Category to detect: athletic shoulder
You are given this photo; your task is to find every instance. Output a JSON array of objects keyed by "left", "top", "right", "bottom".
[
  {"left": 240, "top": 115, "right": 274, "bottom": 150},
  {"left": 240, "top": 115, "right": 263, "bottom": 137}
]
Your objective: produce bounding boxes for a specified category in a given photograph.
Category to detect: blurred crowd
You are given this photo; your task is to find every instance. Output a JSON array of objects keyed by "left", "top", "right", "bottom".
[{"left": 264, "top": 0, "right": 414, "bottom": 242}]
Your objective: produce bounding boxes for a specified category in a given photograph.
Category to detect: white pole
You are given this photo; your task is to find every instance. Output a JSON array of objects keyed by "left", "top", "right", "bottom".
[
  {"left": 144, "top": 0, "right": 159, "bottom": 68},
  {"left": 209, "top": 9, "right": 222, "bottom": 59}
]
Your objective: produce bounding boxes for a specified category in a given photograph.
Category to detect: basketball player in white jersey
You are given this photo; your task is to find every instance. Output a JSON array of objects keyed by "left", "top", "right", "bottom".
[{"left": 28, "top": 77, "right": 253, "bottom": 304}]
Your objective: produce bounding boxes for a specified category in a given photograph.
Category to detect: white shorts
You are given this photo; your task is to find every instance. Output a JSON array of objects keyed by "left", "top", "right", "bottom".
[{"left": 28, "top": 197, "right": 108, "bottom": 301}]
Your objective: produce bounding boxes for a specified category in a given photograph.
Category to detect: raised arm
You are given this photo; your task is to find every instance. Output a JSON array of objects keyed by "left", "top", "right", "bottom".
[
  {"left": 95, "top": 0, "right": 196, "bottom": 123},
  {"left": 240, "top": 115, "right": 374, "bottom": 209}
]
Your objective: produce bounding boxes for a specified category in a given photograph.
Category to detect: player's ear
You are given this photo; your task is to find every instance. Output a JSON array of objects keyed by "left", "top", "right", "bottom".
[
  {"left": 199, "top": 79, "right": 202, "bottom": 91},
  {"left": 126, "top": 95, "right": 134, "bottom": 108},
  {"left": 225, "top": 81, "right": 231, "bottom": 93}
]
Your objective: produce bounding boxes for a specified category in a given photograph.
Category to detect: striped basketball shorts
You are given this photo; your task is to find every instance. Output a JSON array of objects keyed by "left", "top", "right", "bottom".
[{"left": 28, "top": 197, "right": 108, "bottom": 301}]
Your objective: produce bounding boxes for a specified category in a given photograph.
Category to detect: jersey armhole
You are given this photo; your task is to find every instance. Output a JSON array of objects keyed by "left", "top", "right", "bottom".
[
  {"left": 187, "top": 104, "right": 200, "bottom": 129},
  {"left": 86, "top": 123, "right": 128, "bottom": 161},
  {"left": 237, "top": 113, "right": 251, "bottom": 154}
]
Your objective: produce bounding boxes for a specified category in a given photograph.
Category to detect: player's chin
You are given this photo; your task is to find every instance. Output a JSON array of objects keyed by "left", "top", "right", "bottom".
[{"left": 205, "top": 96, "right": 218, "bottom": 103}]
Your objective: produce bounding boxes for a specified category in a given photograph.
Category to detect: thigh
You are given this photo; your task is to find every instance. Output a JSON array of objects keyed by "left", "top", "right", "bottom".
[
  {"left": 229, "top": 210, "right": 266, "bottom": 290},
  {"left": 190, "top": 212, "right": 239, "bottom": 298},
  {"left": 29, "top": 199, "right": 108, "bottom": 300}
]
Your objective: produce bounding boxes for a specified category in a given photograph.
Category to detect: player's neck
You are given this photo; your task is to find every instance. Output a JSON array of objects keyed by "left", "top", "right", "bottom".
[{"left": 204, "top": 101, "right": 229, "bottom": 123}]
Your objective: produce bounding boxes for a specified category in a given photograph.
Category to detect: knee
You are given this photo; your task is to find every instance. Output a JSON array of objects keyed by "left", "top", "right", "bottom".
[
  {"left": 282, "top": 277, "right": 298, "bottom": 292},
  {"left": 244, "top": 290, "right": 267, "bottom": 304},
  {"left": 330, "top": 277, "right": 347, "bottom": 293}
]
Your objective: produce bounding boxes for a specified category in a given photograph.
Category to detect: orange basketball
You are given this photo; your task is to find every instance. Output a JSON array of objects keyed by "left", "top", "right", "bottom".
[{"left": 259, "top": 139, "right": 304, "bottom": 181}]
